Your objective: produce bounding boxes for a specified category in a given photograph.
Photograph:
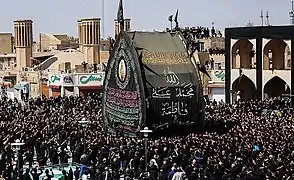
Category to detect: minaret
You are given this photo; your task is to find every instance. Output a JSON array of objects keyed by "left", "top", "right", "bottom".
[
  {"left": 114, "top": 18, "right": 131, "bottom": 38},
  {"left": 260, "top": 10, "right": 264, "bottom": 26},
  {"left": 266, "top": 10, "right": 270, "bottom": 26},
  {"left": 80, "top": 18, "right": 101, "bottom": 64},
  {"left": 290, "top": 0, "right": 294, "bottom": 25},
  {"left": 14, "top": 20, "right": 33, "bottom": 69}
]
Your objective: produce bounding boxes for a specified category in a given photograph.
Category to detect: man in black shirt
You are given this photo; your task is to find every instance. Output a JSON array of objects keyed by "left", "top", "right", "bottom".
[
  {"left": 74, "top": 167, "right": 79, "bottom": 180},
  {"left": 23, "top": 169, "right": 32, "bottom": 180},
  {"left": 45, "top": 169, "right": 54, "bottom": 180},
  {"left": 30, "top": 168, "right": 42, "bottom": 180}
]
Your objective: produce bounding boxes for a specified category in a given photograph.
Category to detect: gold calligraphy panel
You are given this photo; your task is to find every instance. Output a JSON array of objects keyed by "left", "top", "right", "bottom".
[{"left": 142, "top": 52, "right": 189, "bottom": 64}]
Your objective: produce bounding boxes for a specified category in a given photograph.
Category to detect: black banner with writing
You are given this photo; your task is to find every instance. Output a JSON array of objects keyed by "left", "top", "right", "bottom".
[
  {"left": 145, "top": 64, "right": 204, "bottom": 130},
  {"left": 102, "top": 32, "right": 146, "bottom": 137}
]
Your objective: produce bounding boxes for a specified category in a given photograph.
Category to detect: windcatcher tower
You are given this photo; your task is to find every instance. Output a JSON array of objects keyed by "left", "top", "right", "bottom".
[
  {"left": 77, "top": 20, "right": 83, "bottom": 51},
  {"left": 79, "top": 18, "right": 101, "bottom": 64},
  {"left": 14, "top": 20, "right": 33, "bottom": 68},
  {"left": 114, "top": 18, "right": 131, "bottom": 38}
]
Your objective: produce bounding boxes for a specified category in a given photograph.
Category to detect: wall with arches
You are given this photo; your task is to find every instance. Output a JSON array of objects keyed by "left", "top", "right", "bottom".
[
  {"left": 225, "top": 26, "right": 294, "bottom": 104},
  {"left": 231, "top": 38, "right": 290, "bottom": 70},
  {"left": 229, "top": 38, "right": 291, "bottom": 102}
]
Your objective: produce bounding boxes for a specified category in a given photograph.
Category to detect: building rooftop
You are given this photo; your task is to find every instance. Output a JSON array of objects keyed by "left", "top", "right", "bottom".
[
  {"left": 114, "top": 18, "right": 131, "bottom": 21},
  {"left": 13, "top": 20, "right": 33, "bottom": 23},
  {"left": 225, "top": 25, "right": 294, "bottom": 39},
  {"left": 0, "top": 51, "right": 60, "bottom": 58},
  {"left": 38, "top": 50, "right": 85, "bottom": 70},
  {"left": 114, "top": 31, "right": 199, "bottom": 88},
  {"left": 80, "top": 18, "right": 101, "bottom": 22},
  {"left": 0, "top": 33, "right": 12, "bottom": 35}
]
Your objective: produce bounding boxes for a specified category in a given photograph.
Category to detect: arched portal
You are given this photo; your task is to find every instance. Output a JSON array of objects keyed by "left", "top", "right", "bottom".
[
  {"left": 264, "top": 76, "right": 290, "bottom": 98},
  {"left": 232, "top": 39, "right": 254, "bottom": 69},
  {"left": 232, "top": 75, "right": 256, "bottom": 101},
  {"left": 263, "top": 39, "right": 287, "bottom": 70}
]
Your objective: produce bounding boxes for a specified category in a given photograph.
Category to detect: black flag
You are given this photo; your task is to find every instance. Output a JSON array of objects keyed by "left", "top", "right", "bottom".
[
  {"left": 168, "top": 15, "right": 173, "bottom": 22},
  {"left": 174, "top": 9, "right": 179, "bottom": 28},
  {"left": 117, "top": 0, "right": 124, "bottom": 31},
  {"left": 198, "top": 65, "right": 211, "bottom": 80}
]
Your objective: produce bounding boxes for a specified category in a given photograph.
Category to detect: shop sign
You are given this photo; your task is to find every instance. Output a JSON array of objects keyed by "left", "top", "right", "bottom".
[
  {"left": 62, "top": 75, "right": 74, "bottom": 86},
  {"left": 78, "top": 74, "right": 104, "bottom": 86},
  {"left": 49, "top": 74, "right": 61, "bottom": 86},
  {"left": 211, "top": 70, "right": 225, "bottom": 82}
]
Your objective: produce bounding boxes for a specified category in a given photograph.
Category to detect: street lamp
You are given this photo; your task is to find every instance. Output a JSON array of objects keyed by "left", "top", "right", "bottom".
[
  {"left": 79, "top": 118, "right": 89, "bottom": 152},
  {"left": 140, "top": 127, "right": 152, "bottom": 173},
  {"left": 11, "top": 139, "right": 25, "bottom": 180},
  {"left": 31, "top": 57, "right": 43, "bottom": 100}
]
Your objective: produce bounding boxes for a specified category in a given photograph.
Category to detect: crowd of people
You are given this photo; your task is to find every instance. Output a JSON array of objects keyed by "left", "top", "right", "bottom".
[
  {"left": 180, "top": 26, "right": 210, "bottom": 39},
  {"left": 178, "top": 26, "right": 224, "bottom": 55},
  {"left": 208, "top": 48, "right": 225, "bottom": 55},
  {"left": 0, "top": 94, "right": 294, "bottom": 180},
  {"left": 179, "top": 26, "right": 223, "bottom": 40}
]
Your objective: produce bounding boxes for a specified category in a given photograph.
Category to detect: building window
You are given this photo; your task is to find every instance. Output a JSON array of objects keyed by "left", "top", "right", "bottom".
[
  {"left": 199, "top": 42, "right": 205, "bottom": 52},
  {"left": 65, "top": 62, "right": 71, "bottom": 71},
  {"left": 213, "top": 62, "right": 225, "bottom": 70},
  {"left": 214, "top": 63, "right": 221, "bottom": 70},
  {"left": 7, "top": 58, "right": 10, "bottom": 67},
  {"left": 100, "top": 44, "right": 106, "bottom": 51}
]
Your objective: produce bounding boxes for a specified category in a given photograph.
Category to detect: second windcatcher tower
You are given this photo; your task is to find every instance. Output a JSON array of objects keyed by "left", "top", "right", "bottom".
[
  {"left": 14, "top": 20, "right": 33, "bottom": 68},
  {"left": 78, "top": 18, "right": 101, "bottom": 65}
]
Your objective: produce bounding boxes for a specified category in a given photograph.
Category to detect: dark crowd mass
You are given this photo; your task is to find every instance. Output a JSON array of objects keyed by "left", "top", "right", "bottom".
[
  {"left": 0, "top": 94, "right": 294, "bottom": 180},
  {"left": 178, "top": 26, "right": 224, "bottom": 56},
  {"left": 179, "top": 26, "right": 222, "bottom": 39}
]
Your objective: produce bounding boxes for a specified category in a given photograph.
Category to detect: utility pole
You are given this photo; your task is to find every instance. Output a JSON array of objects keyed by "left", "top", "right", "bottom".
[
  {"left": 290, "top": 0, "right": 294, "bottom": 25},
  {"left": 101, "top": 0, "right": 105, "bottom": 38}
]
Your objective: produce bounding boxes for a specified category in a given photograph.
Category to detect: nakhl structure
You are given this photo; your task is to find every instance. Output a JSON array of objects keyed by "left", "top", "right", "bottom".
[
  {"left": 225, "top": 26, "right": 294, "bottom": 105},
  {"left": 102, "top": 31, "right": 205, "bottom": 136}
]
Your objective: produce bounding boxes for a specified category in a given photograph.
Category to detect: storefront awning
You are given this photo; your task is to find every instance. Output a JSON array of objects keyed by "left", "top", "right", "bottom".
[
  {"left": 49, "top": 85, "right": 61, "bottom": 89},
  {"left": 207, "top": 84, "right": 225, "bottom": 88},
  {"left": 79, "top": 86, "right": 102, "bottom": 90}
]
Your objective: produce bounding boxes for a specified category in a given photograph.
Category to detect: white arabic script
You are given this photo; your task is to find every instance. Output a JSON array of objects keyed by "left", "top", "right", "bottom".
[
  {"left": 161, "top": 101, "right": 188, "bottom": 116},
  {"left": 163, "top": 66, "right": 180, "bottom": 85},
  {"left": 152, "top": 87, "right": 171, "bottom": 99},
  {"left": 175, "top": 83, "right": 194, "bottom": 98}
]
